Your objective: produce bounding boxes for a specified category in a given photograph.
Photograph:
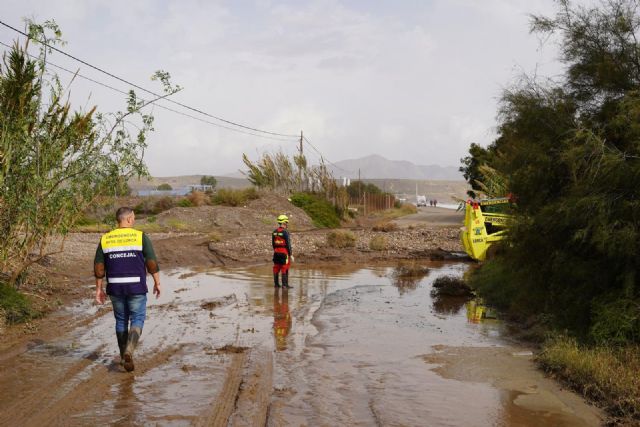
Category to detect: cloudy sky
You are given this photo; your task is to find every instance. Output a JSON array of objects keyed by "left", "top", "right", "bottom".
[{"left": 2, "top": 0, "right": 566, "bottom": 177}]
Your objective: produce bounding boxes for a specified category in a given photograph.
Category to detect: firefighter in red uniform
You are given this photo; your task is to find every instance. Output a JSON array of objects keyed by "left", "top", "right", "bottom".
[{"left": 272, "top": 214, "right": 293, "bottom": 288}]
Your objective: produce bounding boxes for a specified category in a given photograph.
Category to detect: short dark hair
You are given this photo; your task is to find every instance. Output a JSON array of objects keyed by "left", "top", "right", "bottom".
[{"left": 116, "top": 207, "right": 134, "bottom": 223}]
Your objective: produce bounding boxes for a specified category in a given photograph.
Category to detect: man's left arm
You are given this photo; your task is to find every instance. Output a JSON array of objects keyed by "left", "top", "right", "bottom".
[{"left": 142, "top": 233, "right": 161, "bottom": 298}]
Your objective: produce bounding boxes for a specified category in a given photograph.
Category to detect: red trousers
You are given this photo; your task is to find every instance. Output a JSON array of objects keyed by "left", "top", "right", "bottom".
[
  {"left": 273, "top": 250, "right": 290, "bottom": 274},
  {"left": 273, "top": 261, "right": 290, "bottom": 274}
]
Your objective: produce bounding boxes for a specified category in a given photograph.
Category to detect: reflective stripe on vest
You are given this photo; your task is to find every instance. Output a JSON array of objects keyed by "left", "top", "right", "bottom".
[{"left": 107, "top": 276, "right": 141, "bottom": 284}]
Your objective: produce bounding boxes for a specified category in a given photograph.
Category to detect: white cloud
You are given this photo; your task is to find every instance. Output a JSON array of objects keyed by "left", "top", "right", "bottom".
[{"left": 0, "top": 0, "right": 567, "bottom": 175}]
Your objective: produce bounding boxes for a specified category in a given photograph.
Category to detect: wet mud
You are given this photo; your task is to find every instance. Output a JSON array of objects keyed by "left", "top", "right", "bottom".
[{"left": 0, "top": 262, "right": 603, "bottom": 426}]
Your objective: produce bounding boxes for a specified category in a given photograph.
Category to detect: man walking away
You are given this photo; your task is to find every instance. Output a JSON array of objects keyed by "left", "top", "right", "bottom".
[
  {"left": 272, "top": 214, "right": 293, "bottom": 288},
  {"left": 94, "top": 207, "right": 161, "bottom": 372}
]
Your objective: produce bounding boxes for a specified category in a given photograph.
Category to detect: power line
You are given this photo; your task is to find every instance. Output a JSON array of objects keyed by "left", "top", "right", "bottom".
[
  {"left": 0, "top": 39, "right": 298, "bottom": 142},
  {"left": 0, "top": 19, "right": 299, "bottom": 138},
  {"left": 303, "top": 136, "right": 352, "bottom": 174}
]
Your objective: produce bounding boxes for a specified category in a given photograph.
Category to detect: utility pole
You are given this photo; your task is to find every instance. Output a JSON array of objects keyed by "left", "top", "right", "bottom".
[
  {"left": 358, "top": 168, "right": 362, "bottom": 213},
  {"left": 299, "top": 130, "right": 304, "bottom": 156},
  {"left": 299, "top": 130, "right": 304, "bottom": 191}
]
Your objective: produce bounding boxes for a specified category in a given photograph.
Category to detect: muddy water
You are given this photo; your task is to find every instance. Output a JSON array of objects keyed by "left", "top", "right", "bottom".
[{"left": 0, "top": 263, "right": 602, "bottom": 426}]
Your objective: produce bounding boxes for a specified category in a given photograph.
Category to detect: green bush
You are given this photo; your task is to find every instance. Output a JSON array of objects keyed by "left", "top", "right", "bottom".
[
  {"left": 467, "top": 259, "right": 520, "bottom": 312},
  {"left": 157, "top": 183, "right": 172, "bottom": 191},
  {"left": 101, "top": 213, "right": 116, "bottom": 226},
  {"left": 74, "top": 214, "right": 101, "bottom": 226},
  {"left": 212, "top": 188, "right": 260, "bottom": 207},
  {"left": 326, "top": 230, "right": 356, "bottom": 248},
  {"left": 0, "top": 282, "right": 35, "bottom": 324},
  {"left": 177, "top": 198, "right": 193, "bottom": 208},
  {"left": 290, "top": 193, "right": 341, "bottom": 228},
  {"left": 200, "top": 175, "right": 217, "bottom": 187}
]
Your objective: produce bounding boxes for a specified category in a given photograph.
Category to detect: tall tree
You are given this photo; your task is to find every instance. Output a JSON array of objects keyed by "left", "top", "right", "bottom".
[
  {"left": 0, "top": 21, "right": 179, "bottom": 285},
  {"left": 463, "top": 1, "right": 640, "bottom": 343}
]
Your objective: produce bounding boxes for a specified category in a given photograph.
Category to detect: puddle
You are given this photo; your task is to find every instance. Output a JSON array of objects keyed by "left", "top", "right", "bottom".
[{"left": 0, "top": 262, "right": 602, "bottom": 426}]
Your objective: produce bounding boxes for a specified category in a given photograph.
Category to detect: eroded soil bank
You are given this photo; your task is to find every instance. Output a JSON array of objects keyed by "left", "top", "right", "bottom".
[{"left": 0, "top": 263, "right": 603, "bottom": 426}]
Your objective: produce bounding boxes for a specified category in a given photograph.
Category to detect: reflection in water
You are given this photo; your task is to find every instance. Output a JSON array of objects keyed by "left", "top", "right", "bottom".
[
  {"left": 390, "top": 262, "right": 430, "bottom": 295},
  {"left": 273, "top": 289, "right": 292, "bottom": 351},
  {"left": 432, "top": 295, "right": 468, "bottom": 315},
  {"left": 466, "top": 299, "right": 498, "bottom": 323},
  {"left": 392, "top": 275, "right": 421, "bottom": 295}
]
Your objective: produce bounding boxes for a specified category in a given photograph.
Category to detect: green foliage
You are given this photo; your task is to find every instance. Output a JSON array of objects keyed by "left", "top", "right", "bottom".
[
  {"left": 459, "top": 143, "right": 494, "bottom": 198},
  {"left": 212, "top": 187, "right": 260, "bottom": 207},
  {"left": 463, "top": 0, "right": 640, "bottom": 344},
  {"left": 345, "top": 181, "right": 383, "bottom": 198},
  {"left": 0, "top": 20, "right": 179, "bottom": 285},
  {"left": 0, "top": 281, "right": 36, "bottom": 324},
  {"left": 177, "top": 198, "right": 193, "bottom": 208},
  {"left": 200, "top": 175, "right": 217, "bottom": 188},
  {"left": 290, "top": 192, "right": 341, "bottom": 228},
  {"left": 326, "top": 230, "right": 356, "bottom": 248},
  {"left": 157, "top": 183, "right": 172, "bottom": 191}
]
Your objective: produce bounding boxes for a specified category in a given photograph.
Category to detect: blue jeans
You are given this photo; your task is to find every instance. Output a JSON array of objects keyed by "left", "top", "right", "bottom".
[{"left": 109, "top": 294, "right": 147, "bottom": 333}]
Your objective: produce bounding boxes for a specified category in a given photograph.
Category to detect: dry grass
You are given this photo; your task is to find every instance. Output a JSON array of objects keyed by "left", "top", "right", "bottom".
[
  {"left": 538, "top": 336, "right": 640, "bottom": 422},
  {"left": 326, "top": 230, "right": 356, "bottom": 248},
  {"left": 166, "top": 219, "right": 188, "bottom": 231},
  {"left": 372, "top": 221, "right": 398, "bottom": 232},
  {"left": 380, "top": 204, "right": 418, "bottom": 219},
  {"left": 213, "top": 187, "right": 260, "bottom": 207},
  {"left": 137, "top": 222, "right": 165, "bottom": 233},
  {"left": 187, "top": 190, "right": 209, "bottom": 207},
  {"left": 369, "top": 235, "right": 388, "bottom": 251}
]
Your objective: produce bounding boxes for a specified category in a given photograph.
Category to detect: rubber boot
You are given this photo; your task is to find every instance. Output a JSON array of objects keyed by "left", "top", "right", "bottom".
[
  {"left": 282, "top": 272, "right": 292, "bottom": 289},
  {"left": 123, "top": 327, "right": 141, "bottom": 372},
  {"left": 116, "top": 331, "right": 128, "bottom": 365},
  {"left": 274, "top": 273, "right": 280, "bottom": 288}
]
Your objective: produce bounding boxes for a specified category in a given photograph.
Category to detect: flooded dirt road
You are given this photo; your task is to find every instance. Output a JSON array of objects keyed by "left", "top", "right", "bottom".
[{"left": 0, "top": 263, "right": 602, "bottom": 426}]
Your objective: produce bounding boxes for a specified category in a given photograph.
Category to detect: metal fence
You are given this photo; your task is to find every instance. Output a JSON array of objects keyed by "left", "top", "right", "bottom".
[{"left": 349, "top": 193, "right": 396, "bottom": 215}]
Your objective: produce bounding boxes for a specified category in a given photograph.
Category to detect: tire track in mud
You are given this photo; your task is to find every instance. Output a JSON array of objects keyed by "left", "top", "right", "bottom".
[
  {"left": 196, "top": 351, "right": 247, "bottom": 427},
  {"left": 194, "top": 347, "right": 274, "bottom": 427},
  {"left": 230, "top": 347, "right": 273, "bottom": 427},
  {"left": 0, "top": 346, "right": 103, "bottom": 426},
  {"left": 0, "top": 345, "right": 185, "bottom": 426}
]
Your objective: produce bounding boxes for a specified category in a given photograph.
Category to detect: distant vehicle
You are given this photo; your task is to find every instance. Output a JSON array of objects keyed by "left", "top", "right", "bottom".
[{"left": 416, "top": 195, "right": 427, "bottom": 207}]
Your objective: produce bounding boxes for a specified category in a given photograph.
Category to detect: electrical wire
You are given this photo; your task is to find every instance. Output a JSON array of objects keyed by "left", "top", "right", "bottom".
[
  {"left": 0, "top": 39, "right": 298, "bottom": 142},
  {"left": 0, "top": 20, "right": 299, "bottom": 138},
  {"left": 303, "top": 136, "right": 353, "bottom": 174}
]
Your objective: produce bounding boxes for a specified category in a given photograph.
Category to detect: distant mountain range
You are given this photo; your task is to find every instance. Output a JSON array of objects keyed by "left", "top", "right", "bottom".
[
  {"left": 224, "top": 154, "right": 464, "bottom": 181},
  {"left": 327, "top": 154, "right": 463, "bottom": 181}
]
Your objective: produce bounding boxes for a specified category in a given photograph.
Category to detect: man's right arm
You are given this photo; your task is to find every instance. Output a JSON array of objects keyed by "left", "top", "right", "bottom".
[{"left": 94, "top": 244, "right": 106, "bottom": 304}]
